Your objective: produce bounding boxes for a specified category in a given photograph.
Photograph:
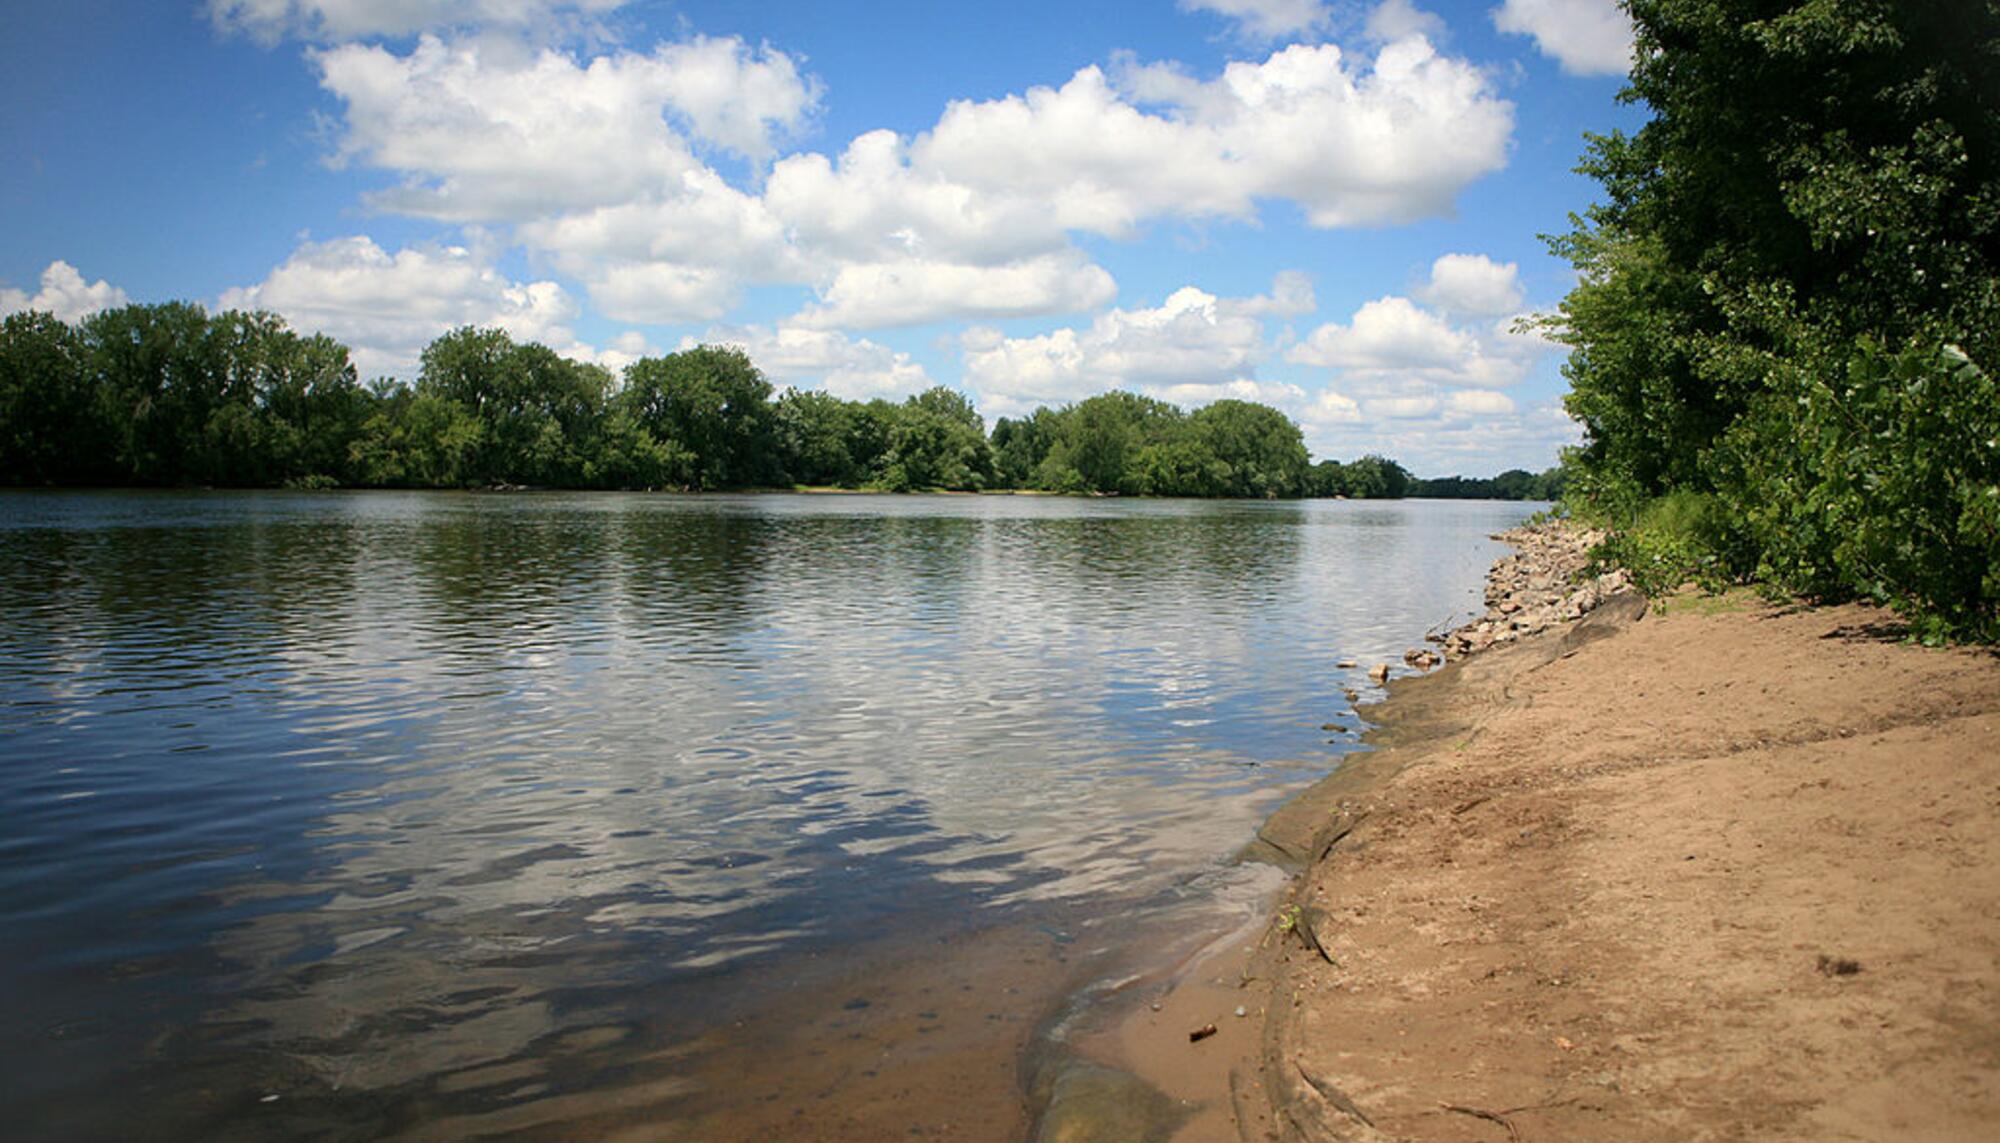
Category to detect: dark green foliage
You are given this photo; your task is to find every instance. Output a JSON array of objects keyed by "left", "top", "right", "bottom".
[
  {"left": 2, "top": 303, "right": 1479, "bottom": 503},
  {"left": 1409, "top": 467, "right": 1567, "bottom": 500},
  {"left": 415, "top": 327, "right": 613, "bottom": 488},
  {"left": 990, "top": 409, "right": 1060, "bottom": 488},
  {"left": 1185, "top": 400, "right": 1312, "bottom": 499},
  {"left": 1309, "top": 455, "right": 1412, "bottom": 499},
  {"left": 1551, "top": 0, "right": 2000, "bottom": 639},
  {"left": 776, "top": 388, "right": 868, "bottom": 487},
  {"left": 618, "top": 345, "right": 778, "bottom": 489},
  {"left": 0, "top": 302, "right": 373, "bottom": 487},
  {"left": 0, "top": 311, "right": 99, "bottom": 484}
]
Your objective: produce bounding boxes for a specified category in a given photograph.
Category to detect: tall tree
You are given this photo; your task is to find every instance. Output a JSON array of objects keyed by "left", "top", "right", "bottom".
[
  {"left": 618, "top": 346, "right": 779, "bottom": 490},
  {"left": 1549, "top": 0, "right": 2000, "bottom": 637}
]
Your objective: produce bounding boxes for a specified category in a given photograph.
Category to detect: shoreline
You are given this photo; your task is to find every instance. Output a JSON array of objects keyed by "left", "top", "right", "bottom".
[
  {"left": 1024, "top": 522, "right": 1628, "bottom": 1141},
  {"left": 1039, "top": 524, "right": 2000, "bottom": 1141}
]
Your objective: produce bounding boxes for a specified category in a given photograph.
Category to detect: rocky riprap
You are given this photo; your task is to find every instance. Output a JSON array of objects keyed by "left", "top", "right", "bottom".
[{"left": 1420, "top": 521, "right": 1633, "bottom": 664}]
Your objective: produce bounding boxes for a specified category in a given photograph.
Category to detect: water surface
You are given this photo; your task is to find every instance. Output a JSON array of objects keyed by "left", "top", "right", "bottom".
[{"left": 0, "top": 491, "right": 1532, "bottom": 1139}]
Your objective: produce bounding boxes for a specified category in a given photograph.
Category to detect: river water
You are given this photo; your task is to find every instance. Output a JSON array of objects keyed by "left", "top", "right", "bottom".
[{"left": 0, "top": 490, "right": 1533, "bottom": 1140}]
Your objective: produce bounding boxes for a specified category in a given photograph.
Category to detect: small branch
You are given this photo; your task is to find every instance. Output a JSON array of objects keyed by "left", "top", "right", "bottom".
[
  {"left": 1298, "top": 1063, "right": 1376, "bottom": 1128},
  {"left": 1439, "top": 1102, "right": 1520, "bottom": 1141}
]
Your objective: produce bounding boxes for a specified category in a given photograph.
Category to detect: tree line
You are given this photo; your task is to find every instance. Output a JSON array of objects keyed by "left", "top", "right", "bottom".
[
  {"left": 1550, "top": 0, "right": 1999, "bottom": 640},
  {"left": 0, "top": 302, "right": 1554, "bottom": 500}
]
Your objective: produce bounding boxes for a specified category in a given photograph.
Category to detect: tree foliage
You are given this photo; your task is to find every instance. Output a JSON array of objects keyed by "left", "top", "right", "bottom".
[
  {"left": 3, "top": 302, "right": 1554, "bottom": 505},
  {"left": 1549, "top": 0, "right": 2000, "bottom": 640}
]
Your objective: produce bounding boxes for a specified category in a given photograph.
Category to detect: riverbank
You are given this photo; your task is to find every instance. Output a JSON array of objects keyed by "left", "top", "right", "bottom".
[{"left": 1064, "top": 532, "right": 2000, "bottom": 1141}]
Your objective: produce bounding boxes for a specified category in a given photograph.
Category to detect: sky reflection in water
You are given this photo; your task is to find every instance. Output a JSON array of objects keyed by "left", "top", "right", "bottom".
[{"left": 0, "top": 490, "right": 1530, "bottom": 1134}]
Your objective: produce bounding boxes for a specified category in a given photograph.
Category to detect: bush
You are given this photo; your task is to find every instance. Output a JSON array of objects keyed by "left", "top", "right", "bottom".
[{"left": 1585, "top": 490, "right": 1746, "bottom": 599}]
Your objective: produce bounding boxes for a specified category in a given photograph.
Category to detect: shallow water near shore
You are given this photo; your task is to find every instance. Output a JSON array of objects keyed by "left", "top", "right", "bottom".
[{"left": 0, "top": 490, "right": 1533, "bottom": 1139}]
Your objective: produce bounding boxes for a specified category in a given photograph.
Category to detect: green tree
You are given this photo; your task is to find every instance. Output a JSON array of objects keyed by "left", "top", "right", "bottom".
[
  {"left": 417, "top": 327, "right": 610, "bottom": 486},
  {"left": 775, "top": 388, "right": 862, "bottom": 487},
  {"left": 1186, "top": 399, "right": 1310, "bottom": 498},
  {"left": 1337, "top": 455, "right": 1412, "bottom": 499},
  {"left": 0, "top": 311, "right": 102, "bottom": 484},
  {"left": 618, "top": 346, "right": 779, "bottom": 489},
  {"left": 1549, "top": 0, "right": 2000, "bottom": 638},
  {"left": 80, "top": 302, "right": 221, "bottom": 484},
  {"left": 878, "top": 389, "right": 992, "bottom": 491},
  {"left": 991, "top": 408, "right": 1060, "bottom": 489}
]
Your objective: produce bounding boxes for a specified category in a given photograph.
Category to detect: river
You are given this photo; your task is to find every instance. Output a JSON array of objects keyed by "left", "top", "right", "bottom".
[{"left": 0, "top": 490, "right": 1533, "bottom": 1140}]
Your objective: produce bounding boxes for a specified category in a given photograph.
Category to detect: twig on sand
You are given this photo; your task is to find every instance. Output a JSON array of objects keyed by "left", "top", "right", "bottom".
[
  {"left": 1298, "top": 1063, "right": 1376, "bottom": 1128},
  {"left": 1436, "top": 1096, "right": 1585, "bottom": 1139},
  {"left": 1439, "top": 1102, "right": 1520, "bottom": 1140}
]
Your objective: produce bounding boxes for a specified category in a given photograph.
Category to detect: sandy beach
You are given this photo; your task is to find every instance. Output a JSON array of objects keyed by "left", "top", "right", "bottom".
[{"left": 1068, "top": 553, "right": 2000, "bottom": 1141}]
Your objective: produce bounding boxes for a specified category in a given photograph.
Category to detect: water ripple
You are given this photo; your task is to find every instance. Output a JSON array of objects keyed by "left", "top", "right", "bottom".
[{"left": 0, "top": 489, "right": 1531, "bottom": 1137}]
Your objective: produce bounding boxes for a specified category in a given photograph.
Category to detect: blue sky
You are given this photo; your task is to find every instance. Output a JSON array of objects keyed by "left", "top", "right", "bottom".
[{"left": 1, "top": 0, "right": 1644, "bottom": 475}]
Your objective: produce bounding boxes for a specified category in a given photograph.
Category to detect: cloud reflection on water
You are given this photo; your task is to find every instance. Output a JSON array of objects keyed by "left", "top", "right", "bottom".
[{"left": 0, "top": 490, "right": 1530, "bottom": 1132}]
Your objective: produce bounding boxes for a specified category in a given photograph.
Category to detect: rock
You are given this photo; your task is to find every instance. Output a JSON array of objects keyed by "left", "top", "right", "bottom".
[
  {"left": 1336, "top": 659, "right": 1357, "bottom": 669},
  {"left": 1368, "top": 664, "right": 1391, "bottom": 684},
  {"left": 1430, "top": 521, "right": 1637, "bottom": 665},
  {"left": 1033, "top": 1060, "right": 1189, "bottom": 1143}
]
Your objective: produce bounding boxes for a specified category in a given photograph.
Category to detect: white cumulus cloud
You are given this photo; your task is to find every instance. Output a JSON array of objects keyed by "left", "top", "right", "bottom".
[
  {"left": 1178, "top": 0, "right": 1333, "bottom": 40},
  {"left": 1365, "top": 0, "right": 1445, "bottom": 42},
  {"left": 1493, "top": 0, "right": 1634, "bottom": 77},
  {"left": 765, "top": 130, "right": 1072, "bottom": 266},
  {"left": 1417, "top": 253, "right": 1524, "bottom": 316},
  {"left": 959, "top": 275, "right": 1308, "bottom": 417},
  {"left": 948, "top": 39, "right": 1514, "bottom": 230},
  {"left": 312, "top": 30, "right": 1512, "bottom": 331},
  {"left": 1285, "top": 278, "right": 1567, "bottom": 472},
  {"left": 218, "top": 235, "right": 587, "bottom": 377},
  {"left": 689, "top": 325, "right": 934, "bottom": 401},
  {"left": 1288, "top": 294, "right": 1547, "bottom": 389},
  {"left": 316, "top": 34, "right": 818, "bottom": 222},
  {"left": 1, "top": 261, "right": 130, "bottom": 323},
  {"left": 793, "top": 253, "right": 1119, "bottom": 332}
]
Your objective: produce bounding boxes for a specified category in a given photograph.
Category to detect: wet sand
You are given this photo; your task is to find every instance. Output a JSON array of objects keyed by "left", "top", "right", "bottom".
[{"left": 1074, "top": 588, "right": 2000, "bottom": 1140}]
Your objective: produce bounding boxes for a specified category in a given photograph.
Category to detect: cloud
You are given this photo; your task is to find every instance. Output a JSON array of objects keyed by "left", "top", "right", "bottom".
[
  {"left": 519, "top": 168, "right": 799, "bottom": 323},
  {"left": 316, "top": 34, "right": 818, "bottom": 222},
  {"left": 218, "top": 235, "right": 586, "bottom": 376},
  {"left": 1305, "top": 397, "right": 1580, "bottom": 476},
  {"left": 207, "top": 0, "right": 627, "bottom": 43},
  {"left": 689, "top": 325, "right": 934, "bottom": 401},
  {"left": 948, "top": 39, "right": 1514, "bottom": 229},
  {"left": 1288, "top": 294, "right": 1548, "bottom": 389},
  {"left": 0, "top": 261, "right": 129, "bottom": 323},
  {"left": 1365, "top": 0, "right": 1445, "bottom": 42},
  {"left": 959, "top": 275, "right": 1306, "bottom": 417},
  {"left": 1417, "top": 252, "right": 1524, "bottom": 316},
  {"left": 764, "top": 130, "right": 1072, "bottom": 266},
  {"left": 1178, "top": 0, "right": 1332, "bottom": 41},
  {"left": 792, "top": 252, "right": 1118, "bottom": 331},
  {"left": 316, "top": 30, "right": 1512, "bottom": 330},
  {"left": 1283, "top": 276, "right": 1570, "bottom": 471},
  {"left": 1446, "top": 388, "right": 1518, "bottom": 416},
  {"left": 1492, "top": 0, "right": 1634, "bottom": 77},
  {"left": 561, "top": 329, "right": 655, "bottom": 374}
]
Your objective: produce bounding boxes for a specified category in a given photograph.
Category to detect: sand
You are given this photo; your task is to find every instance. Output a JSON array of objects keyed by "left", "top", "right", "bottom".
[{"left": 1078, "top": 589, "right": 2000, "bottom": 1142}]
